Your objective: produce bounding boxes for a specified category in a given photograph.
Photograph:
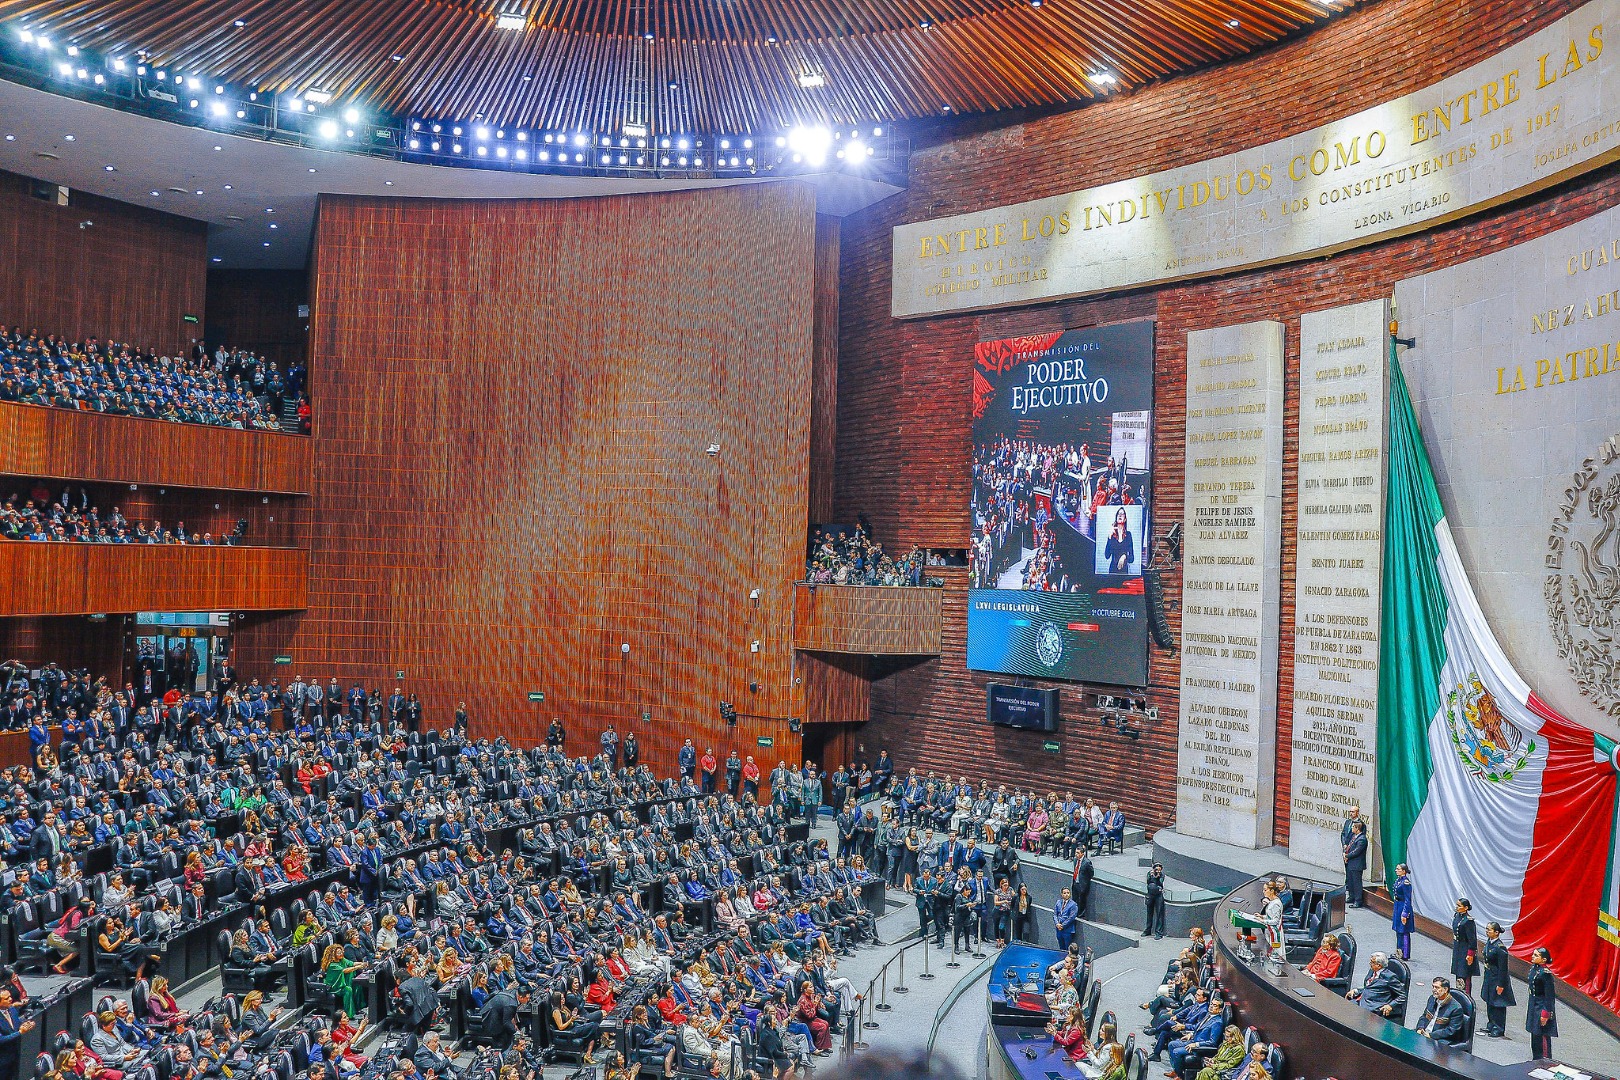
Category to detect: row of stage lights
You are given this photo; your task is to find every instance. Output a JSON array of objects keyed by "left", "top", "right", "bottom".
[{"left": 4, "top": 23, "right": 895, "bottom": 178}]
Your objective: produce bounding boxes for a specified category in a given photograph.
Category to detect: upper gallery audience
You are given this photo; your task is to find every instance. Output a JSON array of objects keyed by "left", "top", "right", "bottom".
[
  {"left": 1, "top": 488, "right": 249, "bottom": 545},
  {"left": 0, "top": 325, "right": 302, "bottom": 432},
  {"left": 804, "top": 526, "right": 941, "bottom": 587}
]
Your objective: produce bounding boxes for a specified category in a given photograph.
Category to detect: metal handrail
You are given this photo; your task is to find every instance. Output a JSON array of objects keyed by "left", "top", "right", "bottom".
[{"left": 842, "top": 932, "right": 928, "bottom": 1056}]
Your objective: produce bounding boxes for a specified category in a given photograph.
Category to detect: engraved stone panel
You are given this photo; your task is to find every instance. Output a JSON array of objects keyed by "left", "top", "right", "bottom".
[
  {"left": 1289, "top": 299, "right": 1390, "bottom": 870},
  {"left": 1177, "top": 321, "right": 1286, "bottom": 848}
]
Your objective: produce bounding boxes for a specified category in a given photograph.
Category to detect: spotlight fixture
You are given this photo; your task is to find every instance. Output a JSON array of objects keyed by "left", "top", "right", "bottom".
[
  {"left": 796, "top": 71, "right": 826, "bottom": 88},
  {"left": 623, "top": 122, "right": 648, "bottom": 138},
  {"left": 787, "top": 124, "right": 832, "bottom": 166},
  {"left": 302, "top": 88, "right": 333, "bottom": 104},
  {"left": 495, "top": 12, "right": 528, "bottom": 31}
]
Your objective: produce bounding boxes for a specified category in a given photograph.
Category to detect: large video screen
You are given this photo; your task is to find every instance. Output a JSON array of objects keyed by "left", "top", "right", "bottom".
[{"left": 967, "top": 321, "right": 1154, "bottom": 686}]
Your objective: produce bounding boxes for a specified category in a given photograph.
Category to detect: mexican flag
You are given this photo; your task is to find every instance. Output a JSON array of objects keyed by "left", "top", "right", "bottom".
[{"left": 1376, "top": 340, "right": 1620, "bottom": 1012}]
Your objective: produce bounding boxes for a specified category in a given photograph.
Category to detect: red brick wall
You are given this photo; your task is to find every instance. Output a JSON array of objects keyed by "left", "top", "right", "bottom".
[
  {"left": 0, "top": 169, "right": 208, "bottom": 354},
  {"left": 837, "top": 0, "right": 1609, "bottom": 841}
]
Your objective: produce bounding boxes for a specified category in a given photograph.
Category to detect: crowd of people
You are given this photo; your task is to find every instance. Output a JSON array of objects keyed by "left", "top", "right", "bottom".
[
  {"left": 1, "top": 490, "right": 249, "bottom": 546},
  {"left": 969, "top": 435, "right": 1145, "bottom": 590},
  {"left": 0, "top": 325, "right": 307, "bottom": 433},
  {"left": 0, "top": 660, "right": 901, "bottom": 1080},
  {"left": 802, "top": 528, "right": 943, "bottom": 588}
]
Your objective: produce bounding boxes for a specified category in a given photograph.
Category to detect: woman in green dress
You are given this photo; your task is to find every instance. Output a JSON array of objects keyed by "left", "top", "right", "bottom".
[
  {"left": 322, "top": 942, "right": 364, "bottom": 1015},
  {"left": 1194, "top": 1026, "right": 1246, "bottom": 1080}
]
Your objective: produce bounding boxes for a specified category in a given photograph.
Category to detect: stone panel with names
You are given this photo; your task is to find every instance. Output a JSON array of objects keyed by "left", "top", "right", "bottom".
[
  {"left": 1177, "top": 321, "right": 1285, "bottom": 848},
  {"left": 1289, "top": 300, "right": 1390, "bottom": 870}
]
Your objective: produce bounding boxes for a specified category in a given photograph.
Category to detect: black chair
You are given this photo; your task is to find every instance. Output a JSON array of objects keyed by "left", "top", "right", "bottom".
[
  {"left": 131, "top": 978, "right": 151, "bottom": 1024},
  {"left": 1124, "top": 1047, "right": 1148, "bottom": 1080},
  {"left": 1452, "top": 993, "right": 1477, "bottom": 1053},
  {"left": 1081, "top": 981, "right": 1103, "bottom": 1039},
  {"left": 1385, "top": 958, "right": 1413, "bottom": 1025},
  {"left": 303, "top": 944, "right": 339, "bottom": 1012},
  {"left": 11, "top": 902, "right": 52, "bottom": 975},
  {"left": 77, "top": 1012, "right": 98, "bottom": 1047},
  {"left": 218, "top": 930, "right": 256, "bottom": 995},
  {"left": 1264, "top": 1044, "right": 1285, "bottom": 1078},
  {"left": 33, "top": 1053, "right": 54, "bottom": 1080},
  {"left": 1321, "top": 932, "right": 1356, "bottom": 996}
]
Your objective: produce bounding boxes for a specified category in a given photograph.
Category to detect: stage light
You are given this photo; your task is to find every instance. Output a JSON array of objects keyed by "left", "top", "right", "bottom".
[
  {"left": 409, "top": 138, "right": 420, "bottom": 149},
  {"left": 318, "top": 119, "right": 338, "bottom": 138},
  {"left": 452, "top": 143, "right": 463, "bottom": 153},
  {"left": 103, "top": 164, "right": 114, "bottom": 171},
  {"left": 678, "top": 155, "right": 687, "bottom": 166},
  {"left": 63, "top": 134, "right": 75, "bottom": 140},
  {"left": 538, "top": 150, "right": 549, "bottom": 161},
  {"left": 303, "top": 88, "right": 332, "bottom": 104},
  {"left": 476, "top": 126, "right": 490, "bottom": 140},
  {"left": 57, "top": 62, "right": 73, "bottom": 76},
  {"left": 17, "top": 30, "right": 32, "bottom": 44},
  {"left": 573, "top": 133, "right": 587, "bottom": 147},
  {"left": 873, "top": 126, "right": 883, "bottom": 136},
  {"left": 76, "top": 68, "right": 87, "bottom": 79},
  {"left": 660, "top": 156, "right": 669, "bottom": 166},
  {"left": 155, "top": 70, "right": 167, "bottom": 80},
  {"left": 344, "top": 108, "right": 360, "bottom": 124},
  {"left": 495, "top": 12, "right": 527, "bottom": 30},
  {"left": 516, "top": 131, "right": 527, "bottom": 141},
  {"left": 573, "top": 153, "right": 583, "bottom": 162},
  {"left": 210, "top": 101, "right": 227, "bottom": 117},
  {"left": 676, "top": 137, "right": 689, "bottom": 149},
  {"left": 477, "top": 145, "right": 488, "bottom": 156},
  {"left": 452, "top": 125, "right": 463, "bottom": 136},
  {"left": 515, "top": 148, "right": 527, "bottom": 160},
  {"left": 600, "top": 153, "right": 610, "bottom": 164},
  {"left": 796, "top": 71, "right": 826, "bottom": 88},
  {"left": 187, "top": 77, "right": 200, "bottom": 89},
  {"left": 214, "top": 84, "right": 224, "bottom": 94},
  {"left": 623, "top": 122, "right": 648, "bottom": 138},
  {"left": 93, "top": 73, "right": 104, "bottom": 84},
  {"left": 236, "top": 109, "right": 245, "bottom": 118},
  {"left": 846, "top": 140, "right": 866, "bottom": 161},
  {"left": 67, "top": 45, "right": 78, "bottom": 56},
  {"left": 618, "top": 154, "right": 627, "bottom": 164},
  {"left": 431, "top": 140, "right": 441, "bottom": 151},
  {"left": 787, "top": 124, "right": 831, "bottom": 166},
  {"left": 111, "top": 58, "right": 126, "bottom": 72},
  {"left": 1089, "top": 70, "right": 1116, "bottom": 86},
  {"left": 495, "top": 129, "right": 504, "bottom": 138},
  {"left": 35, "top": 35, "right": 50, "bottom": 49},
  {"left": 411, "top": 121, "right": 421, "bottom": 131},
  {"left": 743, "top": 138, "right": 753, "bottom": 148}
]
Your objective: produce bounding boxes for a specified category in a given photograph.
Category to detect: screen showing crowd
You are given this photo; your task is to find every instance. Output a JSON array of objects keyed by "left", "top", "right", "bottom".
[{"left": 966, "top": 321, "right": 1154, "bottom": 687}]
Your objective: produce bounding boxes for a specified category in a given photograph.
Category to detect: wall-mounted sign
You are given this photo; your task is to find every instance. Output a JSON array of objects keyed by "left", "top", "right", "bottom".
[
  {"left": 892, "top": 0, "right": 1620, "bottom": 317},
  {"left": 757, "top": 736, "right": 775, "bottom": 748},
  {"left": 1042, "top": 740, "right": 1061, "bottom": 754},
  {"left": 273, "top": 655, "right": 293, "bottom": 665},
  {"left": 395, "top": 670, "right": 406, "bottom": 679},
  {"left": 527, "top": 692, "right": 545, "bottom": 703}
]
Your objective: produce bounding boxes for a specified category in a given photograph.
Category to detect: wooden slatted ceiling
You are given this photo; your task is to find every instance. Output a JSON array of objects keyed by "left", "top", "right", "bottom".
[{"left": 0, "top": 0, "right": 1357, "bottom": 131}]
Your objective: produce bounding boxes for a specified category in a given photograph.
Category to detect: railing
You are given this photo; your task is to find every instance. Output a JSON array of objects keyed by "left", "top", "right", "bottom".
[{"left": 841, "top": 932, "right": 929, "bottom": 1057}]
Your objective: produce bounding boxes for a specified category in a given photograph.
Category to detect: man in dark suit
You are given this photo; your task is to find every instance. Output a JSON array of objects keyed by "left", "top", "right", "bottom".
[
  {"left": 413, "top": 1031, "right": 459, "bottom": 1078},
  {"left": 1343, "top": 820, "right": 1369, "bottom": 907},
  {"left": 182, "top": 883, "right": 209, "bottom": 923},
  {"left": 1072, "top": 850, "right": 1095, "bottom": 917},
  {"left": 29, "top": 812, "right": 62, "bottom": 863},
  {"left": 480, "top": 985, "right": 529, "bottom": 1049},
  {"left": 1144, "top": 863, "right": 1166, "bottom": 938},
  {"left": 1349, "top": 953, "right": 1406, "bottom": 1019},
  {"left": 1417, "top": 978, "right": 1467, "bottom": 1044}
]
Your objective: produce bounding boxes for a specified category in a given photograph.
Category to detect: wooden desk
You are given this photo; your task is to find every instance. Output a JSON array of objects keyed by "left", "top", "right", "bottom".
[{"left": 1213, "top": 875, "right": 1615, "bottom": 1080}]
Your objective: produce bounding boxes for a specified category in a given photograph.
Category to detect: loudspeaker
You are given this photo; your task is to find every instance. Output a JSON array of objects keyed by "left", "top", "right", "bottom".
[{"left": 1143, "top": 569, "right": 1175, "bottom": 650}]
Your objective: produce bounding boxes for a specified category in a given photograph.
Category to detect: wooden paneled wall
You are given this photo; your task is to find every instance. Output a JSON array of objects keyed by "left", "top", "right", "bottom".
[
  {"left": 0, "top": 402, "right": 313, "bottom": 494},
  {"left": 205, "top": 269, "right": 310, "bottom": 371},
  {"left": 791, "top": 584, "right": 942, "bottom": 655},
  {"left": 798, "top": 652, "right": 870, "bottom": 726},
  {"left": 0, "top": 544, "right": 308, "bottom": 616},
  {"left": 808, "top": 215, "right": 841, "bottom": 524},
  {"left": 834, "top": 0, "right": 1606, "bottom": 841},
  {"left": 234, "top": 184, "right": 821, "bottom": 775},
  {"left": 0, "top": 169, "right": 207, "bottom": 354},
  {"left": 0, "top": 615, "right": 128, "bottom": 679}
]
